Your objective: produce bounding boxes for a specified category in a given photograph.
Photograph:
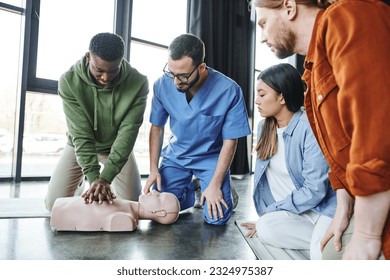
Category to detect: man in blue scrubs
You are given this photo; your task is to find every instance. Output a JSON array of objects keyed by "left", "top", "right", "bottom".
[{"left": 143, "top": 34, "right": 250, "bottom": 225}]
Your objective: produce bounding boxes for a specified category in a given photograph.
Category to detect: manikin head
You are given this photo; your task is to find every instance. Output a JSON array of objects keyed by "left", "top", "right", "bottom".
[{"left": 138, "top": 190, "right": 180, "bottom": 224}]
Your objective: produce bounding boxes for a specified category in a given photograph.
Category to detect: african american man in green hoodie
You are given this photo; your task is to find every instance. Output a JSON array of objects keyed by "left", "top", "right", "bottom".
[{"left": 45, "top": 33, "right": 149, "bottom": 210}]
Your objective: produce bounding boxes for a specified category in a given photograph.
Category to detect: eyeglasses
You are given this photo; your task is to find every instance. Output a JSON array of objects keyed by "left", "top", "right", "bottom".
[{"left": 163, "top": 63, "right": 200, "bottom": 83}]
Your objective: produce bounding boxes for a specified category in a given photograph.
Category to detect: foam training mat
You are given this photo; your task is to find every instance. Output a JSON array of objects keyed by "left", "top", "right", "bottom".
[{"left": 0, "top": 198, "right": 51, "bottom": 218}]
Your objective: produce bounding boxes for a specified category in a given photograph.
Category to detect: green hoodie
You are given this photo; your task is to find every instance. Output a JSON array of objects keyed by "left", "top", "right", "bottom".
[{"left": 58, "top": 55, "right": 149, "bottom": 184}]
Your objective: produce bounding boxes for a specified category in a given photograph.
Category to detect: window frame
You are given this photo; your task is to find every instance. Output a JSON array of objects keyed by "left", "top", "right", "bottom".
[
  {"left": 7, "top": 0, "right": 188, "bottom": 181},
  {"left": 0, "top": 1, "right": 24, "bottom": 14},
  {"left": 26, "top": 0, "right": 134, "bottom": 94}
]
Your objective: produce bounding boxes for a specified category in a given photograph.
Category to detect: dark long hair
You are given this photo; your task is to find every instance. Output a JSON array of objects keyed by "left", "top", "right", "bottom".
[{"left": 256, "top": 63, "right": 304, "bottom": 160}]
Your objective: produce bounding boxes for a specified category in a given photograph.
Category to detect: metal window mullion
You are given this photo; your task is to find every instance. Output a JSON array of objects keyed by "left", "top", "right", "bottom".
[{"left": 114, "top": 0, "right": 133, "bottom": 61}]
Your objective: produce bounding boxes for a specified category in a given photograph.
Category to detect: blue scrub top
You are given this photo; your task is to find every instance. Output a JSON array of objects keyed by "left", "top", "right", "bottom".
[{"left": 150, "top": 67, "right": 250, "bottom": 169}]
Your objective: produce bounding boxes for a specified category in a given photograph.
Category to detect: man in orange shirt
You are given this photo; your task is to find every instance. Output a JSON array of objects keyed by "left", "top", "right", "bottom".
[{"left": 253, "top": 0, "right": 390, "bottom": 259}]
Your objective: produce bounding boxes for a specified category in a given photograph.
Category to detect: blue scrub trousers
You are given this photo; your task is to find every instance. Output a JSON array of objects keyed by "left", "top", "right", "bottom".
[{"left": 156, "top": 158, "right": 233, "bottom": 225}]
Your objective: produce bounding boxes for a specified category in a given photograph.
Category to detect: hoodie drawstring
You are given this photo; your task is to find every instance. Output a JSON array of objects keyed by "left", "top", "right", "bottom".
[
  {"left": 93, "top": 87, "right": 98, "bottom": 131},
  {"left": 92, "top": 86, "right": 116, "bottom": 131},
  {"left": 111, "top": 89, "right": 115, "bottom": 127}
]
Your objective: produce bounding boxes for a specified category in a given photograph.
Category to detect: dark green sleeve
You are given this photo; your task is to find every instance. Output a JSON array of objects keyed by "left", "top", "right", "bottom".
[
  {"left": 100, "top": 78, "right": 149, "bottom": 182},
  {"left": 58, "top": 75, "right": 101, "bottom": 183}
]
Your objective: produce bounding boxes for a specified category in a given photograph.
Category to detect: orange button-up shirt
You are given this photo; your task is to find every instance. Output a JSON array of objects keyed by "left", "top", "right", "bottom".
[{"left": 302, "top": 0, "right": 390, "bottom": 259}]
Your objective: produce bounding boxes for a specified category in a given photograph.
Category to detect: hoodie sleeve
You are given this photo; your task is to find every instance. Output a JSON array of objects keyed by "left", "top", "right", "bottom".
[
  {"left": 58, "top": 72, "right": 101, "bottom": 183},
  {"left": 100, "top": 76, "right": 149, "bottom": 183}
]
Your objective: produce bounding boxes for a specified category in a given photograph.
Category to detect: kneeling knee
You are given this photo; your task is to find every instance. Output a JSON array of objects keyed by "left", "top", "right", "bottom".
[{"left": 204, "top": 212, "right": 231, "bottom": 226}]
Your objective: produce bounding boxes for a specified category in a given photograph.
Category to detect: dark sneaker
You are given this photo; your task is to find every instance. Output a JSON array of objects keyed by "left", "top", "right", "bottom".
[
  {"left": 192, "top": 177, "right": 239, "bottom": 209},
  {"left": 231, "top": 184, "right": 239, "bottom": 209},
  {"left": 194, "top": 187, "right": 202, "bottom": 208},
  {"left": 193, "top": 178, "right": 202, "bottom": 208}
]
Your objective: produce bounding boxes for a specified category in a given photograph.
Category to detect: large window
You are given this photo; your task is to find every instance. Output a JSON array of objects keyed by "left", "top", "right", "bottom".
[
  {"left": 36, "top": 0, "right": 115, "bottom": 81},
  {"left": 251, "top": 21, "right": 289, "bottom": 171},
  {"left": 0, "top": 6, "right": 24, "bottom": 178},
  {"left": 130, "top": 0, "right": 187, "bottom": 175},
  {"left": 17, "top": 0, "right": 116, "bottom": 177},
  {"left": 28, "top": 0, "right": 115, "bottom": 92},
  {"left": 21, "top": 92, "right": 67, "bottom": 177},
  {"left": 1, "top": 0, "right": 23, "bottom": 6},
  {"left": 1, "top": 0, "right": 188, "bottom": 179},
  {"left": 3, "top": 0, "right": 271, "bottom": 179},
  {"left": 131, "top": 0, "right": 187, "bottom": 46}
]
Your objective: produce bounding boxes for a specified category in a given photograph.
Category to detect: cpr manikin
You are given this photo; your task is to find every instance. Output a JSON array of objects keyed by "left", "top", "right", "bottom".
[{"left": 50, "top": 190, "right": 180, "bottom": 231}]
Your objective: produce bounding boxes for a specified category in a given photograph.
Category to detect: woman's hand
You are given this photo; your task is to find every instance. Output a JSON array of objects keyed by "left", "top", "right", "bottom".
[{"left": 241, "top": 222, "right": 257, "bottom": 238}]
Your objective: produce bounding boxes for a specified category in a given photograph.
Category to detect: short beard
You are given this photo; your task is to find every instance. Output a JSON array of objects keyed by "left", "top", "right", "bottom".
[
  {"left": 176, "top": 71, "right": 200, "bottom": 93},
  {"left": 274, "top": 23, "right": 296, "bottom": 59}
]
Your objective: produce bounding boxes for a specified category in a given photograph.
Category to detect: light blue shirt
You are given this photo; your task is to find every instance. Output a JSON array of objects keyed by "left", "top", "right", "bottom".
[
  {"left": 150, "top": 67, "right": 251, "bottom": 169},
  {"left": 253, "top": 110, "right": 336, "bottom": 218}
]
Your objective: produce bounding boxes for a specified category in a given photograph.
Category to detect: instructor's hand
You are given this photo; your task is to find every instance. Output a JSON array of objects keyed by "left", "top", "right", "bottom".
[
  {"left": 201, "top": 184, "right": 228, "bottom": 220},
  {"left": 143, "top": 170, "right": 162, "bottom": 194}
]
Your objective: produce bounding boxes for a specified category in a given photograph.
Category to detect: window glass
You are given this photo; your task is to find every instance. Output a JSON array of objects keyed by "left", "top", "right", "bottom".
[
  {"left": 21, "top": 92, "right": 67, "bottom": 177},
  {"left": 130, "top": 0, "right": 187, "bottom": 175},
  {"left": 0, "top": 9, "right": 22, "bottom": 178},
  {"left": 132, "top": 0, "right": 187, "bottom": 46},
  {"left": 130, "top": 42, "right": 173, "bottom": 174},
  {"left": 252, "top": 22, "right": 288, "bottom": 171},
  {"left": 0, "top": 0, "right": 23, "bottom": 7},
  {"left": 36, "top": 0, "right": 115, "bottom": 80}
]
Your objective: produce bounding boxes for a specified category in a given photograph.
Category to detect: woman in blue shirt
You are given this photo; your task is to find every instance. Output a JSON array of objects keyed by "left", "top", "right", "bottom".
[{"left": 242, "top": 63, "right": 336, "bottom": 259}]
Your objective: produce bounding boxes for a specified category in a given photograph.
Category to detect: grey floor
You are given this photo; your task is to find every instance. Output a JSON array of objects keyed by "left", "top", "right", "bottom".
[{"left": 0, "top": 175, "right": 259, "bottom": 260}]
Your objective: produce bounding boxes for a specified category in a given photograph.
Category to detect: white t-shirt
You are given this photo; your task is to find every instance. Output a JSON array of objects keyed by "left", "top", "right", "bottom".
[
  {"left": 266, "top": 126, "right": 319, "bottom": 224},
  {"left": 266, "top": 127, "right": 296, "bottom": 201}
]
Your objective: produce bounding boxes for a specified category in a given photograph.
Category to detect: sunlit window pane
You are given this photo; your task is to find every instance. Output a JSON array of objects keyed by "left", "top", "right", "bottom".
[
  {"left": 1, "top": 0, "right": 23, "bottom": 7},
  {"left": 252, "top": 21, "right": 288, "bottom": 171},
  {"left": 0, "top": 9, "right": 22, "bottom": 178},
  {"left": 21, "top": 92, "right": 67, "bottom": 177},
  {"left": 36, "top": 0, "right": 115, "bottom": 80},
  {"left": 132, "top": 0, "right": 187, "bottom": 46},
  {"left": 130, "top": 0, "right": 187, "bottom": 175},
  {"left": 130, "top": 42, "right": 174, "bottom": 174},
  {"left": 255, "top": 26, "right": 288, "bottom": 72}
]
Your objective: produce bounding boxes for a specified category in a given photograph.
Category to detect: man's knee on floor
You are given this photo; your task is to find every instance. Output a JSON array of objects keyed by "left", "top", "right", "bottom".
[
  {"left": 203, "top": 208, "right": 232, "bottom": 225},
  {"left": 204, "top": 216, "right": 230, "bottom": 225}
]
